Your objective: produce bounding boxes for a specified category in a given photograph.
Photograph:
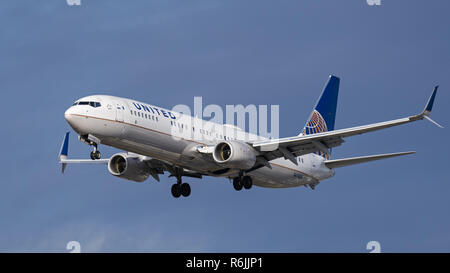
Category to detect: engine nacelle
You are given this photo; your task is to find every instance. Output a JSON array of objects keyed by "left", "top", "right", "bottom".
[
  {"left": 212, "top": 141, "right": 257, "bottom": 169},
  {"left": 108, "top": 153, "right": 150, "bottom": 182}
]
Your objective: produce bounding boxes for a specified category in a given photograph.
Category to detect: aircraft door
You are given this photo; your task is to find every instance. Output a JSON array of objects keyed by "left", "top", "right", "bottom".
[{"left": 115, "top": 103, "right": 125, "bottom": 122}]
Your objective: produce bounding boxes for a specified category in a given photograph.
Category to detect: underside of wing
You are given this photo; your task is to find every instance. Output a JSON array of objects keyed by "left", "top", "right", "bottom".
[{"left": 324, "top": 151, "right": 415, "bottom": 169}]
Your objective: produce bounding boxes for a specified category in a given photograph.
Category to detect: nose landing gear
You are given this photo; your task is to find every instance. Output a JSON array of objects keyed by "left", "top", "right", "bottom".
[
  {"left": 79, "top": 134, "right": 102, "bottom": 160},
  {"left": 89, "top": 143, "right": 101, "bottom": 160},
  {"left": 90, "top": 149, "right": 101, "bottom": 160}
]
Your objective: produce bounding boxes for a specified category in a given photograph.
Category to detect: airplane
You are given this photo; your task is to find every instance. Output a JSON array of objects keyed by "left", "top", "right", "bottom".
[{"left": 59, "top": 75, "right": 442, "bottom": 198}]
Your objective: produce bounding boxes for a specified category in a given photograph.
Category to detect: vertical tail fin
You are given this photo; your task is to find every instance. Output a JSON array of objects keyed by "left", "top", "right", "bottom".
[
  {"left": 301, "top": 75, "right": 340, "bottom": 135},
  {"left": 300, "top": 75, "right": 340, "bottom": 158}
]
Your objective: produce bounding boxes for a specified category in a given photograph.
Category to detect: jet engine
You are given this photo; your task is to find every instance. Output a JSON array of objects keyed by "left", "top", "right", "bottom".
[
  {"left": 108, "top": 153, "right": 150, "bottom": 182},
  {"left": 212, "top": 141, "right": 258, "bottom": 169}
]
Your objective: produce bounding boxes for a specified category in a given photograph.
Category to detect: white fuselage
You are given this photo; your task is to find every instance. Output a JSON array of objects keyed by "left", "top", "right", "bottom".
[{"left": 64, "top": 95, "right": 334, "bottom": 188}]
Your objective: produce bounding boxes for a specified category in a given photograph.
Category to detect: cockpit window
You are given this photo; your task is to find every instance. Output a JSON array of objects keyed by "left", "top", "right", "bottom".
[{"left": 73, "top": 101, "right": 101, "bottom": 107}]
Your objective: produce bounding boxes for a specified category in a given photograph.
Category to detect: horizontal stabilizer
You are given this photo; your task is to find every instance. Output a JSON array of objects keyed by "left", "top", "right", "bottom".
[
  {"left": 324, "top": 151, "right": 415, "bottom": 169},
  {"left": 59, "top": 132, "right": 109, "bottom": 173}
]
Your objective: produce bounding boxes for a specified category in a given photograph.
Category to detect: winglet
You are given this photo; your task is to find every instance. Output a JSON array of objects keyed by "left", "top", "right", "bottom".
[
  {"left": 421, "top": 86, "right": 443, "bottom": 128},
  {"left": 59, "top": 132, "right": 70, "bottom": 173},
  {"left": 423, "top": 85, "right": 438, "bottom": 116}
]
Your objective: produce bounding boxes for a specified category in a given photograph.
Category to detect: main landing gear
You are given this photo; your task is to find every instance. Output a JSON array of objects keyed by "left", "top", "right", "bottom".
[
  {"left": 232, "top": 175, "right": 253, "bottom": 191},
  {"left": 171, "top": 173, "right": 191, "bottom": 198}
]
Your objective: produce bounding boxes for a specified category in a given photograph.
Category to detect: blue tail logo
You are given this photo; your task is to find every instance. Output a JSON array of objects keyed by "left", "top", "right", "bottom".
[
  {"left": 303, "top": 110, "right": 328, "bottom": 135},
  {"left": 301, "top": 75, "right": 340, "bottom": 158}
]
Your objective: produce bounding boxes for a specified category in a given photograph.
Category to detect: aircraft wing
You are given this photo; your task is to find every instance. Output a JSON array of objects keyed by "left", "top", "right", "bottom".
[
  {"left": 251, "top": 86, "right": 442, "bottom": 164},
  {"left": 324, "top": 151, "right": 415, "bottom": 168},
  {"left": 58, "top": 132, "right": 203, "bottom": 181},
  {"left": 59, "top": 159, "right": 110, "bottom": 164}
]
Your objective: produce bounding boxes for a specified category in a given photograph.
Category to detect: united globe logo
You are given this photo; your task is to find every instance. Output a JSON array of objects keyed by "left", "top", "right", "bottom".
[
  {"left": 302, "top": 110, "right": 330, "bottom": 159},
  {"left": 303, "top": 110, "right": 328, "bottom": 135}
]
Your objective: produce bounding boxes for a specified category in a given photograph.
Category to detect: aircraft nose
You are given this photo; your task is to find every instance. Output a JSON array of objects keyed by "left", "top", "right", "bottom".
[
  {"left": 64, "top": 105, "right": 88, "bottom": 135},
  {"left": 64, "top": 107, "right": 77, "bottom": 127}
]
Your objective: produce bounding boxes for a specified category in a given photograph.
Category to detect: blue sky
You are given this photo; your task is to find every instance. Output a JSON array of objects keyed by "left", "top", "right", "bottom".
[{"left": 0, "top": 0, "right": 449, "bottom": 252}]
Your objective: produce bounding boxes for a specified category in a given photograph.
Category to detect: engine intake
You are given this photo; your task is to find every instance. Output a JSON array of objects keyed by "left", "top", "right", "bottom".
[
  {"left": 108, "top": 153, "right": 150, "bottom": 182},
  {"left": 212, "top": 141, "right": 257, "bottom": 169}
]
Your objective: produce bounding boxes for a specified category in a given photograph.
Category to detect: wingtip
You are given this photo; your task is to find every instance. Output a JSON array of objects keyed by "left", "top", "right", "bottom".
[
  {"left": 59, "top": 132, "right": 70, "bottom": 175},
  {"left": 60, "top": 132, "right": 70, "bottom": 157},
  {"left": 329, "top": 74, "right": 340, "bottom": 81},
  {"left": 423, "top": 115, "right": 444, "bottom": 128},
  {"left": 424, "top": 85, "right": 439, "bottom": 114}
]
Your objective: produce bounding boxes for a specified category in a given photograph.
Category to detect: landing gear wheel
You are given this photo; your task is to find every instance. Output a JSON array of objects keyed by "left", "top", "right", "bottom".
[
  {"left": 181, "top": 183, "right": 191, "bottom": 197},
  {"left": 233, "top": 177, "right": 243, "bottom": 191},
  {"left": 171, "top": 184, "right": 181, "bottom": 198},
  {"left": 90, "top": 151, "right": 101, "bottom": 160},
  {"left": 242, "top": 176, "right": 253, "bottom": 190}
]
